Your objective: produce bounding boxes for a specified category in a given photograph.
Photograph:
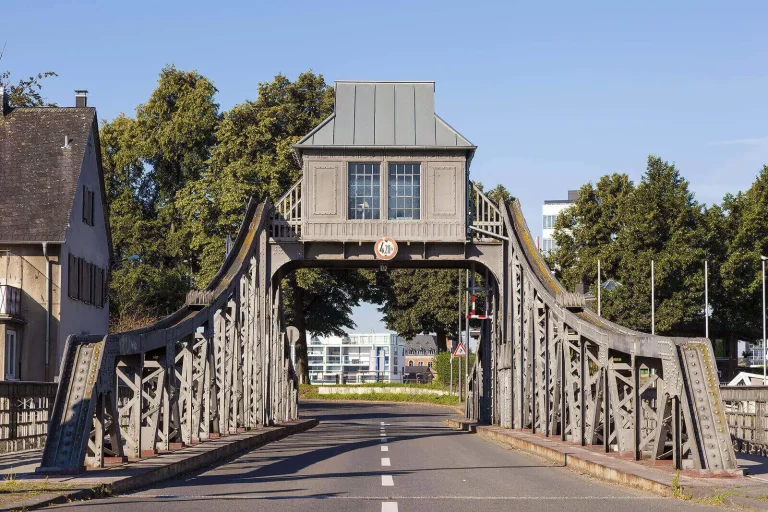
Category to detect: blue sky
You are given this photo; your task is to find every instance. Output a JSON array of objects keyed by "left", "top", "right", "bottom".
[{"left": 4, "top": 0, "right": 768, "bottom": 332}]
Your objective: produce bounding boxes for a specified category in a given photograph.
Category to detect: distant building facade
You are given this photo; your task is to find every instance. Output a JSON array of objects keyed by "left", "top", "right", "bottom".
[
  {"left": 307, "top": 333, "right": 405, "bottom": 384},
  {"left": 541, "top": 190, "right": 579, "bottom": 254},
  {"left": 404, "top": 334, "right": 438, "bottom": 382},
  {"left": 0, "top": 90, "right": 111, "bottom": 381}
]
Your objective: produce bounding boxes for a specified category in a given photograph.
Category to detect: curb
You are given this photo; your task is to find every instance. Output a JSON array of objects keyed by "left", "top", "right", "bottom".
[
  {"left": 4, "top": 419, "right": 318, "bottom": 512},
  {"left": 444, "top": 418, "right": 673, "bottom": 497}
]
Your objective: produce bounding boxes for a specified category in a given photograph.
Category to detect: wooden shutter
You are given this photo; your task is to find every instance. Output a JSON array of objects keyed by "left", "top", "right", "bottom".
[
  {"left": 68, "top": 254, "right": 78, "bottom": 299},
  {"left": 94, "top": 267, "right": 103, "bottom": 308}
]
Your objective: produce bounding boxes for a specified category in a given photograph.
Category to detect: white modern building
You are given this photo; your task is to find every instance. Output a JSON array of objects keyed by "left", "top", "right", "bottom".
[
  {"left": 308, "top": 333, "right": 406, "bottom": 384},
  {"left": 541, "top": 190, "right": 579, "bottom": 254}
]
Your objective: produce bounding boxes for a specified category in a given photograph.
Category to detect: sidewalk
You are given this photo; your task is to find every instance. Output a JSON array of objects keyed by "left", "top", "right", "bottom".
[
  {"left": 0, "top": 419, "right": 317, "bottom": 512},
  {"left": 446, "top": 417, "right": 768, "bottom": 510}
]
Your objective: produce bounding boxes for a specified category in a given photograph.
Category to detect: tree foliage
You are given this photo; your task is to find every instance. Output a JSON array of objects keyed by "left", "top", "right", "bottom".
[{"left": 551, "top": 156, "right": 768, "bottom": 342}]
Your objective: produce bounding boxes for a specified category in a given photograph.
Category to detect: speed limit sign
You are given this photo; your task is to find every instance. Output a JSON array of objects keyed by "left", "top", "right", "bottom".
[{"left": 374, "top": 237, "right": 398, "bottom": 260}]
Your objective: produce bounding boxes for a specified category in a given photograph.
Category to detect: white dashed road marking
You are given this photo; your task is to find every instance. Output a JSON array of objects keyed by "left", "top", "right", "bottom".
[
  {"left": 382, "top": 475, "right": 394, "bottom": 486},
  {"left": 380, "top": 433, "right": 387, "bottom": 436},
  {"left": 381, "top": 438, "right": 387, "bottom": 442},
  {"left": 381, "top": 457, "right": 391, "bottom": 467},
  {"left": 381, "top": 445, "right": 388, "bottom": 452},
  {"left": 382, "top": 502, "right": 398, "bottom": 512}
]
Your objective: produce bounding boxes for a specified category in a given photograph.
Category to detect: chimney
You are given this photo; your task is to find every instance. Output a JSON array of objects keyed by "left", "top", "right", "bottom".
[
  {"left": 75, "top": 90, "right": 88, "bottom": 108},
  {"left": 1, "top": 87, "right": 9, "bottom": 116}
]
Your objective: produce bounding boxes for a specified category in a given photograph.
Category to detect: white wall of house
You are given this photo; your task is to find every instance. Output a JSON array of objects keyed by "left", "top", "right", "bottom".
[{"left": 58, "top": 126, "right": 110, "bottom": 378}]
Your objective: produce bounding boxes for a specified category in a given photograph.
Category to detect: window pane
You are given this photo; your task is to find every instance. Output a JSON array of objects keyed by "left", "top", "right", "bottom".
[
  {"left": 388, "top": 163, "right": 421, "bottom": 220},
  {"left": 348, "top": 163, "right": 381, "bottom": 219}
]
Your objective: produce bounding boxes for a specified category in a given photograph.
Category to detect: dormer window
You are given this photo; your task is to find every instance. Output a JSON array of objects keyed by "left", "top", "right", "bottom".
[
  {"left": 388, "top": 163, "right": 420, "bottom": 220},
  {"left": 82, "top": 186, "right": 95, "bottom": 226}
]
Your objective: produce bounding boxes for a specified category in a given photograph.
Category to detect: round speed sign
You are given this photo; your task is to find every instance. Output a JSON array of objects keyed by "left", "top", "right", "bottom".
[{"left": 374, "top": 237, "right": 398, "bottom": 260}]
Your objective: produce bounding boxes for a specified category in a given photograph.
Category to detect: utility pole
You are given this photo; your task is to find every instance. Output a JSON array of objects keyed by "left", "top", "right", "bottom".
[
  {"left": 651, "top": 260, "right": 655, "bottom": 335},
  {"left": 597, "top": 259, "right": 602, "bottom": 317},
  {"left": 762, "top": 256, "right": 767, "bottom": 382},
  {"left": 705, "top": 260, "right": 709, "bottom": 339}
]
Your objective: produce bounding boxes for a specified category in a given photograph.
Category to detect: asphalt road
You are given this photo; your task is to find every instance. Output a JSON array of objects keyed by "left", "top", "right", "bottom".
[{"left": 50, "top": 401, "right": 718, "bottom": 512}]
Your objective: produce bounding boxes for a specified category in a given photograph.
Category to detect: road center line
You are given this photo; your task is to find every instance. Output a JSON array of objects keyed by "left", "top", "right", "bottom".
[
  {"left": 381, "top": 475, "right": 394, "bottom": 486},
  {"left": 381, "top": 445, "right": 388, "bottom": 452},
  {"left": 381, "top": 457, "right": 391, "bottom": 467}
]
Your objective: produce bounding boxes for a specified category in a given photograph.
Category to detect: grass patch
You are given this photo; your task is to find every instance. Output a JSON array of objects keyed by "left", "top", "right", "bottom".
[
  {"left": 300, "top": 387, "right": 460, "bottom": 405},
  {"left": 0, "top": 477, "right": 73, "bottom": 495}
]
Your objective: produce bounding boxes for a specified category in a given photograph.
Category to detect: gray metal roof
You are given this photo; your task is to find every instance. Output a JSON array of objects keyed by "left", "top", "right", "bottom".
[{"left": 295, "top": 81, "right": 475, "bottom": 152}]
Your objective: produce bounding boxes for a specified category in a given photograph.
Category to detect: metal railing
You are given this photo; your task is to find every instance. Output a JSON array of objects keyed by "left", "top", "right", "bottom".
[
  {"left": 269, "top": 177, "right": 302, "bottom": 240},
  {"left": 0, "top": 284, "right": 21, "bottom": 317},
  {"left": 720, "top": 386, "right": 768, "bottom": 455},
  {"left": 0, "top": 381, "right": 57, "bottom": 453},
  {"left": 469, "top": 182, "right": 505, "bottom": 241}
]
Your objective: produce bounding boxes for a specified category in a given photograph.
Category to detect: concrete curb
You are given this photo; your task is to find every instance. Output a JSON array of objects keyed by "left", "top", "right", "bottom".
[
  {"left": 445, "top": 418, "right": 673, "bottom": 497},
  {"left": 4, "top": 419, "right": 318, "bottom": 512}
]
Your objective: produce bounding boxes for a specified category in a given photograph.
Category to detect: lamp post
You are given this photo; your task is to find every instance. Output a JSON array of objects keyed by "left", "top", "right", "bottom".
[
  {"left": 705, "top": 260, "right": 709, "bottom": 339},
  {"left": 597, "top": 259, "right": 601, "bottom": 317},
  {"left": 651, "top": 260, "right": 655, "bottom": 335},
  {"left": 762, "top": 255, "right": 767, "bottom": 382}
]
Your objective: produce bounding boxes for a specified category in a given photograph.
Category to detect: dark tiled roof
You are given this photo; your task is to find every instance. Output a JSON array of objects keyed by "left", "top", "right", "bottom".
[
  {"left": 404, "top": 365, "right": 432, "bottom": 374},
  {"left": 404, "top": 334, "right": 437, "bottom": 354},
  {"left": 0, "top": 107, "right": 96, "bottom": 243}
]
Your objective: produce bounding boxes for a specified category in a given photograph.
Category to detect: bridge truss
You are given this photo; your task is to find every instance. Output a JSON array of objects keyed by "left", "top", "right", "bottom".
[{"left": 39, "top": 185, "right": 737, "bottom": 473}]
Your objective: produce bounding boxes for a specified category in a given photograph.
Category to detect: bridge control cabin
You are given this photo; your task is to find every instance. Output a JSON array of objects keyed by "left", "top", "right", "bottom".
[{"left": 273, "top": 81, "right": 486, "bottom": 245}]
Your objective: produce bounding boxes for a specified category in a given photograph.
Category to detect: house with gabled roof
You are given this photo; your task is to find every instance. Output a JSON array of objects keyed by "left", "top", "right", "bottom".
[{"left": 0, "top": 89, "right": 111, "bottom": 381}]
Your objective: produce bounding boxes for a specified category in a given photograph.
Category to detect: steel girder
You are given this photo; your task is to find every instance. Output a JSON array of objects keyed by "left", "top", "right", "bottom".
[
  {"left": 39, "top": 201, "right": 299, "bottom": 472},
  {"left": 467, "top": 199, "right": 738, "bottom": 472}
]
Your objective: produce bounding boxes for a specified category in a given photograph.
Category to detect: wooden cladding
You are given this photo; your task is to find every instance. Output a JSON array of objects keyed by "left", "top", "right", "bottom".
[
  {"left": 67, "top": 254, "right": 106, "bottom": 308},
  {"left": 82, "top": 186, "right": 95, "bottom": 226}
]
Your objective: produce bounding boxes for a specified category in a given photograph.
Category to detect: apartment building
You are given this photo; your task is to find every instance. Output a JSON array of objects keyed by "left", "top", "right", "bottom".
[{"left": 308, "top": 333, "right": 406, "bottom": 384}]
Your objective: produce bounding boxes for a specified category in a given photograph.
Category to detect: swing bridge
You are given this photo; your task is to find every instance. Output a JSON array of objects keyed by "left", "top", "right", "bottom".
[{"left": 38, "top": 81, "right": 737, "bottom": 475}]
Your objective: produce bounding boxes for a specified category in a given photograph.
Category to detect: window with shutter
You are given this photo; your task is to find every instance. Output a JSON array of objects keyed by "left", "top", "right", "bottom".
[{"left": 82, "top": 187, "right": 95, "bottom": 226}]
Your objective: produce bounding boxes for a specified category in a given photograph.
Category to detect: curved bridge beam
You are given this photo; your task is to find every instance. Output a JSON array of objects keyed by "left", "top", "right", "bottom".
[
  {"left": 39, "top": 199, "right": 299, "bottom": 472},
  {"left": 467, "top": 196, "right": 736, "bottom": 472}
]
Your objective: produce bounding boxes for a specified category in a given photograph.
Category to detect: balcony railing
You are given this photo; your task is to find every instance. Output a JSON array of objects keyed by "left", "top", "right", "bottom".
[{"left": 0, "top": 285, "right": 21, "bottom": 317}]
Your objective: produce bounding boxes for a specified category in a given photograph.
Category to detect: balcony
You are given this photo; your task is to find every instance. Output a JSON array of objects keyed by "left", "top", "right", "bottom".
[{"left": 0, "top": 285, "right": 21, "bottom": 318}]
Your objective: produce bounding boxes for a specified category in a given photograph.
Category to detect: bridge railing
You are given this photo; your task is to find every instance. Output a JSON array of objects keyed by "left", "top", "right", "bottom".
[
  {"left": 469, "top": 182, "right": 505, "bottom": 242},
  {"left": 0, "top": 381, "right": 57, "bottom": 453},
  {"left": 720, "top": 386, "right": 768, "bottom": 455},
  {"left": 269, "top": 177, "right": 302, "bottom": 240}
]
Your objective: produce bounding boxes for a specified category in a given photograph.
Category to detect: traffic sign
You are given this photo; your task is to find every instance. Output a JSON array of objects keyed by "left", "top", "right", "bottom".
[
  {"left": 374, "top": 237, "right": 398, "bottom": 260},
  {"left": 453, "top": 341, "right": 467, "bottom": 357}
]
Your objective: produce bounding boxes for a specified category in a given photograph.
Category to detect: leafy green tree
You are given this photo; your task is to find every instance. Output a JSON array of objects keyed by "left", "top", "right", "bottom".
[
  {"left": 551, "top": 157, "right": 711, "bottom": 336},
  {"left": 379, "top": 269, "right": 464, "bottom": 352},
  {"left": 102, "top": 66, "right": 220, "bottom": 323},
  {"left": 717, "top": 166, "right": 768, "bottom": 340},
  {"left": 0, "top": 58, "right": 58, "bottom": 107}
]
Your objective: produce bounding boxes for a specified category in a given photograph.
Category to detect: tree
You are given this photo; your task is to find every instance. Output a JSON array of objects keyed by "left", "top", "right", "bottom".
[
  {"left": 551, "top": 157, "right": 710, "bottom": 336},
  {"left": 102, "top": 66, "right": 220, "bottom": 323},
  {"left": 717, "top": 166, "right": 768, "bottom": 340},
  {"left": 0, "top": 58, "right": 58, "bottom": 108}
]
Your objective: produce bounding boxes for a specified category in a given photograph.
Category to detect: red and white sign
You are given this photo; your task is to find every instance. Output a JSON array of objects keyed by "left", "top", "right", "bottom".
[
  {"left": 374, "top": 237, "right": 398, "bottom": 260},
  {"left": 453, "top": 341, "right": 467, "bottom": 357}
]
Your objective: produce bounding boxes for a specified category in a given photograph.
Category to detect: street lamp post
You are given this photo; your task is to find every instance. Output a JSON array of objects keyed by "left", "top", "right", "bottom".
[
  {"left": 705, "top": 260, "right": 709, "bottom": 339},
  {"left": 762, "top": 256, "right": 767, "bottom": 382},
  {"left": 651, "top": 260, "right": 655, "bottom": 335}
]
